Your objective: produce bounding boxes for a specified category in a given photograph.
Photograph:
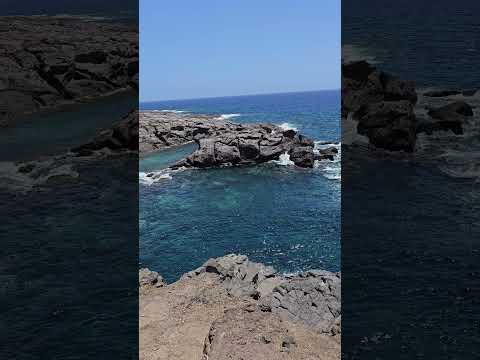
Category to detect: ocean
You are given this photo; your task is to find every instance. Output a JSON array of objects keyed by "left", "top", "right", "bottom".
[{"left": 139, "top": 90, "right": 341, "bottom": 282}]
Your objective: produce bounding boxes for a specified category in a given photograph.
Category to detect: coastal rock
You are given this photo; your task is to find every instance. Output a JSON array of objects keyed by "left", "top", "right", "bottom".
[
  {"left": 201, "top": 307, "right": 339, "bottom": 360},
  {"left": 182, "top": 254, "right": 279, "bottom": 299},
  {"left": 140, "top": 111, "right": 330, "bottom": 168},
  {"left": 289, "top": 146, "right": 315, "bottom": 167},
  {"left": 315, "top": 146, "right": 338, "bottom": 161},
  {"left": 355, "top": 100, "right": 417, "bottom": 152},
  {"left": 0, "top": 16, "right": 138, "bottom": 125},
  {"left": 140, "top": 254, "right": 341, "bottom": 360},
  {"left": 416, "top": 101, "right": 474, "bottom": 135},
  {"left": 72, "top": 111, "right": 138, "bottom": 154},
  {"left": 139, "top": 268, "right": 166, "bottom": 288},
  {"left": 261, "top": 271, "right": 341, "bottom": 336},
  {"left": 342, "top": 61, "right": 418, "bottom": 152}
]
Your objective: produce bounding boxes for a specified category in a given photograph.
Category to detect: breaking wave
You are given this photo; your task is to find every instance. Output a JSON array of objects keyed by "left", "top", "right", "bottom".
[
  {"left": 216, "top": 113, "right": 241, "bottom": 120},
  {"left": 279, "top": 123, "right": 298, "bottom": 132}
]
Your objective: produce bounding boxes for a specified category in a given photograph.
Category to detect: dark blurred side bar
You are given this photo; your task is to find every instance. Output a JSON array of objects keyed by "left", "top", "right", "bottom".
[
  {"left": 342, "top": 0, "right": 480, "bottom": 358},
  {"left": 0, "top": 1, "right": 139, "bottom": 358}
]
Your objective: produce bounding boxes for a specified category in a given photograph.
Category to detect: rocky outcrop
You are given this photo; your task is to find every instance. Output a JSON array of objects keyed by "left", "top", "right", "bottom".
[
  {"left": 140, "top": 111, "right": 335, "bottom": 168},
  {"left": 139, "top": 268, "right": 166, "bottom": 289},
  {"left": 417, "top": 101, "right": 474, "bottom": 135},
  {"left": 72, "top": 111, "right": 138, "bottom": 155},
  {"left": 342, "top": 61, "right": 418, "bottom": 152},
  {"left": 0, "top": 16, "right": 138, "bottom": 126},
  {"left": 140, "top": 254, "right": 341, "bottom": 360}
]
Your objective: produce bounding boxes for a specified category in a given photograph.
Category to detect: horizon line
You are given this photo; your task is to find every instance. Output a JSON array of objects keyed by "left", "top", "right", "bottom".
[{"left": 140, "top": 88, "right": 340, "bottom": 104}]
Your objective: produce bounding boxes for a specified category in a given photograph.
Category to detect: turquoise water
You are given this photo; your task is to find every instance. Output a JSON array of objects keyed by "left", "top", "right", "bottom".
[
  {"left": 139, "top": 90, "right": 341, "bottom": 282},
  {"left": 0, "top": 91, "right": 136, "bottom": 162}
]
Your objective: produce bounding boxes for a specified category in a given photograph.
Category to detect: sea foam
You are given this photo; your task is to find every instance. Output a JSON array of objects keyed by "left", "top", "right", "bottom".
[
  {"left": 279, "top": 123, "right": 298, "bottom": 132},
  {"left": 216, "top": 113, "right": 241, "bottom": 120},
  {"left": 273, "top": 152, "right": 295, "bottom": 166}
]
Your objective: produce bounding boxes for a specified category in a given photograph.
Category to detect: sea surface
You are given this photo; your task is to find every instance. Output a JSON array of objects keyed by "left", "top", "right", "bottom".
[{"left": 139, "top": 90, "right": 341, "bottom": 282}]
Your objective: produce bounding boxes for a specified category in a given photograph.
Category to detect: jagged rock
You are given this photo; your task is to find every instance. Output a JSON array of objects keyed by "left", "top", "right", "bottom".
[
  {"left": 139, "top": 268, "right": 166, "bottom": 288},
  {"left": 428, "top": 100, "right": 474, "bottom": 118},
  {"left": 342, "top": 61, "right": 418, "bottom": 151},
  {"left": 182, "top": 254, "right": 278, "bottom": 299},
  {"left": 289, "top": 146, "right": 315, "bottom": 167},
  {"left": 417, "top": 101, "right": 474, "bottom": 135},
  {"left": 140, "top": 111, "right": 330, "bottom": 168},
  {"left": 140, "top": 255, "right": 340, "bottom": 360},
  {"left": 0, "top": 16, "right": 138, "bottom": 126},
  {"left": 355, "top": 100, "right": 417, "bottom": 152},
  {"left": 261, "top": 271, "right": 341, "bottom": 336},
  {"left": 315, "top": 146, "right": 338, "bottom": 161},
  {"left": 72, "top": 111, "right": 138, "bottom": 153}
]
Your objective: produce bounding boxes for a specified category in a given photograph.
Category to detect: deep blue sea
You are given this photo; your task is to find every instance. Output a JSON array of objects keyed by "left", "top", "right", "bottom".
[{"left": 139, "top": 90, "right": 341, "bottom": 282}]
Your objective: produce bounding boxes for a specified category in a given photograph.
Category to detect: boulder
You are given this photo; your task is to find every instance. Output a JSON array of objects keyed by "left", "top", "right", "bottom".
[
  {"left": 139, "top": 268, "right": 166, "bottom": 288},
  {"left": 355, "top": 100, "right": 417, "bottom": 152},
  {"left": 183, "top": 254, "right": 278, "bottom": 299},
  {"left": 315, "top": 146, "right": 338, "bottom": 161},
  {"left": 342, "top": 61, "right": 418, "bottom": 151},
  {"left": 419, "top": 101, "right": 475, "bottom": 135},
  {"left": 289, "top": 146, "right": 315, "bottom": 168}
]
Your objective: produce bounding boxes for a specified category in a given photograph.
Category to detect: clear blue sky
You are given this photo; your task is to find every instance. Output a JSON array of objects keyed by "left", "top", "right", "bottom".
[{"left": 140, "top": 0, "right": 340, "bottom": 101}]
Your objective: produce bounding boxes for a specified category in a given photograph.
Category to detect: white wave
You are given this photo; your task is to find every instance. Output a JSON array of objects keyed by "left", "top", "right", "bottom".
[
  {"left": 314, "top": 141, "right": 341, "bottom": 181},
  {"left": 216, "top": 113, "right": 241, "bottom": 120},
  {"left": 158, "top": 109, "right": 187, "bottom": 114},
  {"left": 139, "top": 171, "right": 172, "bottom": 185},
  {"left": 279, "top": 123, "right": 298, "bottom": 132},
  {"left": 273, "top": 152, "right": 295, "bottom": 166}
]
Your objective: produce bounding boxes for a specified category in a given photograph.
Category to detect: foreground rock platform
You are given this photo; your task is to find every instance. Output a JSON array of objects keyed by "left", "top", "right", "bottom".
[
  {"left": 140, "top": 254, "right": 341, "bottom": 360},
  {"left": 140, "top": 111, "right": 337, "bottom": 168}
]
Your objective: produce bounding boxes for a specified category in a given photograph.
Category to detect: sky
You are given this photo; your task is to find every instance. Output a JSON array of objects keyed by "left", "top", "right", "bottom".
[{"left": 140, "top": 0, "right": 340, "bottom": 101}]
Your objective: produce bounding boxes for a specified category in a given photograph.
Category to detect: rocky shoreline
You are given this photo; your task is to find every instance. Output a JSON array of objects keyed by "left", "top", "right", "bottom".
[
  {"left": 342, "top": 60, "right": 477, "bottom": 153},
  {"left": 0, "top": 16, "right": 138, "bottom": 126},
  {"left": 140, "top": 254, "right": 340, "bottom": 360},
  {"left": 140, "top": 111, "right": 338, "bottom": 169}
]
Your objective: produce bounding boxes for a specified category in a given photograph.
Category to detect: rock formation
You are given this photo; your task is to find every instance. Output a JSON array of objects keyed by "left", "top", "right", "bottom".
[
  {"left": 416, "top": 101, "right": 474, "bottom": 135},
  {"left": 0, "top": 16, "right": 138, "bottom": 126},
  {"left": 72, "top": 111, "right": 138, "bottom": 155},
  {"left": 342, "top": 61, "right": 418, "bottom": 152},
  {"left": 140, "top": 111, "right": 336, "bottom": 168},
  {"left": 342, "top": 60, "right": 477, "bottom": 152},
  {"left": 140, "top": 254, "right": 341, "bottom": 360}
]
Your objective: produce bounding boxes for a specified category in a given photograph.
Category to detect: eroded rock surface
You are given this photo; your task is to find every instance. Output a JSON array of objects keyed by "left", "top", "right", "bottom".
[
  {"left": 342, "top": 61, "right": 418, "bottom": 152},
  {"left": 139, "top": 268, "right": 166, "bottom": 289},
  {"left": 0, "top": 16, "right": 138, "bottom": 125},
  {"left": 140, "top": 254, "right": 341, "bottom": 360},
  {"left": 72, "top": 111, "right": 138, "bottom": 155},
  {"left": 140, "top": 111, "right": 334, "bottom": 168}
]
